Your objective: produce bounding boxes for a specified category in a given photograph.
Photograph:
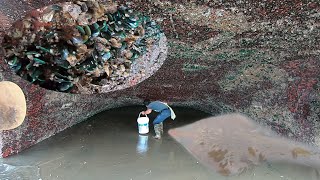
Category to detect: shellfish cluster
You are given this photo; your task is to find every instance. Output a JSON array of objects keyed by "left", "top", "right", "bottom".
[{"left": 2, "top": 0, "right": 163, "bottom": 93}]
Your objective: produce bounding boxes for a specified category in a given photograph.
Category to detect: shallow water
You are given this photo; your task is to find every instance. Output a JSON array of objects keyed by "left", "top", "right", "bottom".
[{"left": 0, "top": 106, "right": 319, "bottom": 180}]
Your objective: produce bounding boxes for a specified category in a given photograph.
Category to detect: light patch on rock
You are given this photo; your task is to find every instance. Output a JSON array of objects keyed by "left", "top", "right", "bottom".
[
  {"left": 169, "top": 113, "right": 320, "bottom": 176},
  {"left": 219, "top": 63, "right": 289, "bottom": 91},
  {"left": 0, "top": 81, "right": 26, "bottom": 130}
]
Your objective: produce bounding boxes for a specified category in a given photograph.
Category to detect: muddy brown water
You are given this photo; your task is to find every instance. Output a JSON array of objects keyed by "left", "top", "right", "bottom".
[{"left": 0, "top": 106, "right": 319, "bottom": 180}]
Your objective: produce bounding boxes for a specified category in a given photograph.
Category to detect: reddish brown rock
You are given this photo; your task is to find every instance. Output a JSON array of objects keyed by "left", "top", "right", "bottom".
[{"left": 0, "top": 0, "right": 319, "bottom": 157}]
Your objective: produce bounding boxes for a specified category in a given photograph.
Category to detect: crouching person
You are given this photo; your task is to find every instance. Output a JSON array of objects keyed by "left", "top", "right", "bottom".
[{"left": 141, "top": 100, "right": 176, "bottom": 139}]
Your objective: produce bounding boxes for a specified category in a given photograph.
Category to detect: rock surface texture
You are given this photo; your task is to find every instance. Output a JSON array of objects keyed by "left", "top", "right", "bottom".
[
  {"left": 169, "top": 113, "right": 320, "bottom": 176},
  {"left": 0, "top": 0, "right": 319, "bottom": 157}
]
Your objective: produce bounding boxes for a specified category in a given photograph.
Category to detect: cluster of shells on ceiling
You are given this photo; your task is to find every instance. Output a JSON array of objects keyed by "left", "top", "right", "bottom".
[{"left": 1, "top": 0, "right": 163, "bottom": 93}]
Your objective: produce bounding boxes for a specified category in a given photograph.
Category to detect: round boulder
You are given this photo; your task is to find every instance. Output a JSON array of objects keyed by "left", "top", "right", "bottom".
[{"left": 0, "top": 81, "right": 26, "bottom": 130}]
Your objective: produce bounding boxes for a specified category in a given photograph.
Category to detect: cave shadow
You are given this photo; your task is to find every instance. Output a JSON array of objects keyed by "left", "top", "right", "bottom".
[{"left": 84, "top": 105, "right": 213, "bottom": 135}]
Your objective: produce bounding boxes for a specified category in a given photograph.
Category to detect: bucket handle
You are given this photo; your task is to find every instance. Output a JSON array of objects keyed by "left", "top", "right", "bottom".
[{"left": 138, "top": 112, "right": 148, "bottom": 118}]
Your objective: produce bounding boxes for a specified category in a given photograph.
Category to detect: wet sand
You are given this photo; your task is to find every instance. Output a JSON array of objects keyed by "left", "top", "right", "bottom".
[{"left": 0, "top": 106, "right": 319, "bottom": 180}]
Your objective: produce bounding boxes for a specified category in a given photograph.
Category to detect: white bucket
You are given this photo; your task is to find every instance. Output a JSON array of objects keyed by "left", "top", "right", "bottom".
[{"left": 137, "top": 113, "right": 149, "bottom": 134}]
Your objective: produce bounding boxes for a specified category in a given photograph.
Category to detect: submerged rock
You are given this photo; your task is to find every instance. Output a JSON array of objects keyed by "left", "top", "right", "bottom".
[{"left": 169, "top": 114, "right": 320, "bottom": 176}]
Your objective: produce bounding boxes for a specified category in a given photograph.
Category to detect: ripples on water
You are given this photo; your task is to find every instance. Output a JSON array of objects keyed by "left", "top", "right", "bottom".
[{"left": 0, "top": 107, "right": 319, "bottom": 180}]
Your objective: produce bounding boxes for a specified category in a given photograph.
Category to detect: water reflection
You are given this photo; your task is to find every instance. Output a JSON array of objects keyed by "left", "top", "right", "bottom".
[
  {"left": 136, "top": 135, "right": 149, "bottom": 155},
  {"left": 0, "top": 163, "right": 40, "bottom": 180}
]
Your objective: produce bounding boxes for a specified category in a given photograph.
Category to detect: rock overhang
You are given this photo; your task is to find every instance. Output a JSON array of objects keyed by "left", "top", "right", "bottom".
[{"left": 1, "top": 1, "right": 168, "bottom": 94}]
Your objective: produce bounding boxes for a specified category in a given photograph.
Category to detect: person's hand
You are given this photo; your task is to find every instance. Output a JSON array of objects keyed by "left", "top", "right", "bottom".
[{"left": 141, "top": 111, "right": 145, "bottom": 115}]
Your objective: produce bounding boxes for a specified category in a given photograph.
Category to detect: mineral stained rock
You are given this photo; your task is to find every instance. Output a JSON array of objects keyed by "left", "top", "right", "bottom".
[
  {"left": 169, "top": 114, "right": 320, "bottom": 176},
  {"left": 0, "top": 81, "right": 26, "bottom": 130}
]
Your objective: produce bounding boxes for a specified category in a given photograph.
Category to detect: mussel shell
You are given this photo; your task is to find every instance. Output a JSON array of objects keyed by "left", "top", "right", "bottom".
[{"left": 2, "top": 1, "right": 163, "bottom": 94}]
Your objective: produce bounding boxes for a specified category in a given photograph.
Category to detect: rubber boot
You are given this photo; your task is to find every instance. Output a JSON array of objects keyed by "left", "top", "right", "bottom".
[
  {"left": 153, "top": 124, "right": 161, "bottom": 139},
  {"left": 159, "top": 122, "right": 164, "bottom": 135}
]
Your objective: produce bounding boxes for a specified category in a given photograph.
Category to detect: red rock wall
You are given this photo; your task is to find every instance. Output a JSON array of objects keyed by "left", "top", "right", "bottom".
[{"left": 0, "top": 0, "right": 319, "bottom": 157}]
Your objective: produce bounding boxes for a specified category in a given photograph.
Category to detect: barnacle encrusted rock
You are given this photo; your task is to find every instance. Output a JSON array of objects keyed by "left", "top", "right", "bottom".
[
  {"left": 2, "top": 0, "right": 167, "bottom": 94},
  {"left": 0, "top": 81, "right": 26, "bottom": 130}
]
